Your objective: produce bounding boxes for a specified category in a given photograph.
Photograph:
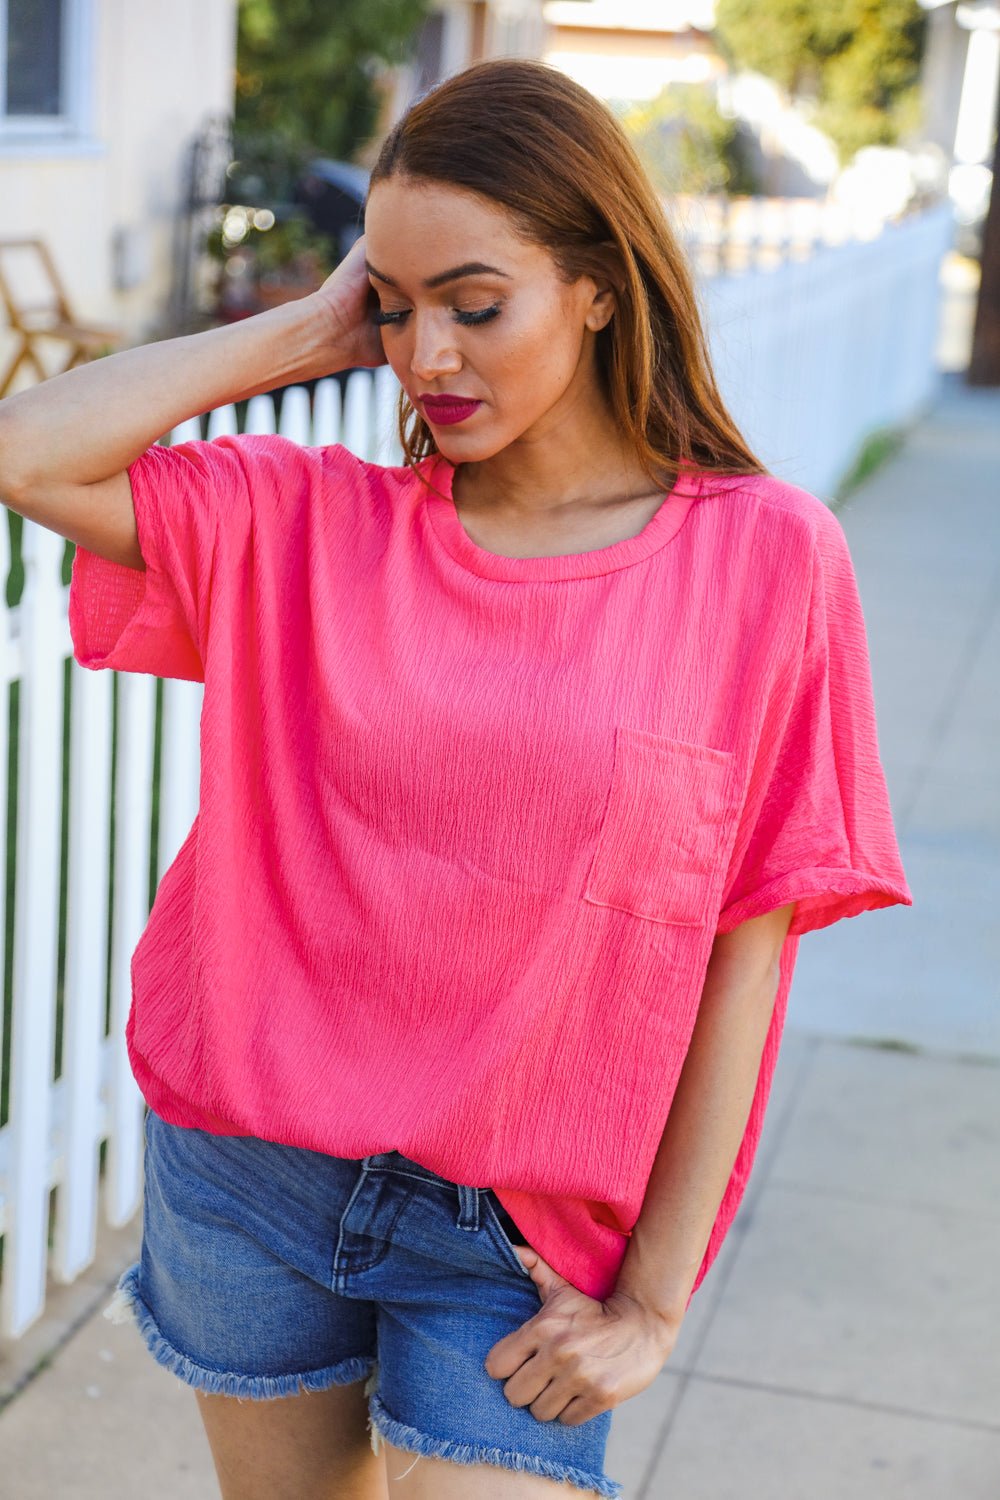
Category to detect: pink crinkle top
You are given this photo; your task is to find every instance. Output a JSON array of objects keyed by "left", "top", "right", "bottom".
[{"left": 68, "top": 436, "right": 912, "bottom": 1302}]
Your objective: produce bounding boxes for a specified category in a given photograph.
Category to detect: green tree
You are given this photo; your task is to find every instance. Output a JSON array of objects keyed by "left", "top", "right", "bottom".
[
  {"left": 714, "top": 0, "right": 927, "bottom": 163},
  {"left": 236, "top": 0, "right": 429, "bottom": 162},
  {"left": 622, "top": 85, "right": 761, "bottom": 197}
]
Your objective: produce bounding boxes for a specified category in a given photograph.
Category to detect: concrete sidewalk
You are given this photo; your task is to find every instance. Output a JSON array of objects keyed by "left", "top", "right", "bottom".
[{"left": 1, "top": 376, "right": 997, "bottom": 1499}]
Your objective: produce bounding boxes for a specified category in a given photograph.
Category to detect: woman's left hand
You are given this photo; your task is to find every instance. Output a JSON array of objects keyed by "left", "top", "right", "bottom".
[{"left": 484, "top": 1245, "right": 681, "bottom": 1425}]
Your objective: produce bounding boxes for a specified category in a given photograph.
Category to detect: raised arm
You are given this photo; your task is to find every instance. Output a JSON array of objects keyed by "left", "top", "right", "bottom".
[{"left": 0, "top": 237, "right": 379, "bottom": 570}]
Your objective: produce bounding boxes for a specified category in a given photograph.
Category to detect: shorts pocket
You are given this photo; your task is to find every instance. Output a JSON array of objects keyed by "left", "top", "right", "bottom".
[
  {"left": 483, "top": 1194, "right": 535, "bottom": 1280},
  {"left": 583, "top": 725, "right": 738, "bottom": 927}
]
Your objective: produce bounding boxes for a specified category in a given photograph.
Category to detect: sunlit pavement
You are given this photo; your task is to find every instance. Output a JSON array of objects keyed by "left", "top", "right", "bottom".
[{"left": 1, "top": 374, "right": 998, "bottom": 1499}]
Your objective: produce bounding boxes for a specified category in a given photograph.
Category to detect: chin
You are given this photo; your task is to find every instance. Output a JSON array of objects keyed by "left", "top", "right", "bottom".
[{"left": 431, "top": 429, "right": 511, "bottom": 465}]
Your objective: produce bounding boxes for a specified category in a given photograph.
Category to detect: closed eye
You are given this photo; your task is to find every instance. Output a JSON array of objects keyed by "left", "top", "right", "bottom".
[{"left": 372, "top": 305, "right": 502, "bottom": 328}]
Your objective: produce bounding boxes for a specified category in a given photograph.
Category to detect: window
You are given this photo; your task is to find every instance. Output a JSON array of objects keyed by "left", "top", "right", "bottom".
[{"left": 0, "top": 0, "right": 92, "bottom": 139}]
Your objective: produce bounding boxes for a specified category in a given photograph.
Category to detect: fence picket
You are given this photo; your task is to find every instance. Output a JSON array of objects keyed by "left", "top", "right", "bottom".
[
  {"left": 102, "top": 674, "right": 155, "bottom": 1229},
  {"left": 373, "top": 367, "right": 404, "bottom": 466},
  {"left": 158, "top": 682, "right": 203, "bottom": 884},
  {"left": 312, "top": 378, "right": 342, "bottom": 447},
  {"left": 343, "top": 370, "right": 374, "bottom": 459},
  {"left": 170, "top": 416, "right": 202, "bottom": 449},
  {"left": 278, "top": 386, "right": 313, "bottom": 444},
  {"left": 245, "top": 394, "right": 277, "bottom": 436},
  {"left": 52, "top": 659, "right": 113, "bottom": 1283},
  {"left": 2, "top": 522, "right": 65, "bottom": 1336},
  {"left": 206, "top": 404, "right": 238, "bottom": 441},
  {"left": 0, "top": 505, "right": 12, "bottom": 1170}
]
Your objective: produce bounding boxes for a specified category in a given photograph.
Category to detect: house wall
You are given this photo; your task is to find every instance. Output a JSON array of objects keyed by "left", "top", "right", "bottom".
[
  {"left": 370, "top": 0, "right": 548, "bottom": 147},
  {"left": 920, "top": 2, "right": 970, "bottom": 157},
  {"left": 542, "top": 19, "right": 721, "bottom": 103},
  {"left": 0, "top": 0, "right": 237, "bottom": 363}
]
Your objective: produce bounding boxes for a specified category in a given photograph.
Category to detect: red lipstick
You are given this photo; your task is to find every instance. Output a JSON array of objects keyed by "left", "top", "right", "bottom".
[{"left": 419, "top": 394, "right": 483, "bottom": 426}]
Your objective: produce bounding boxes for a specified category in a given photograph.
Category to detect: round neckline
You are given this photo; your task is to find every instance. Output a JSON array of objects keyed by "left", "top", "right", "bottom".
[{"left": 422, "top": 455, "right": 704, "bottom": 582}]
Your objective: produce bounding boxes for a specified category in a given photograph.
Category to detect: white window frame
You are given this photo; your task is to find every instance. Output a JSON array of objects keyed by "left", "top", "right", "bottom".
[{"left": 0, "top": 0, "right": 96, "bottom": 149}]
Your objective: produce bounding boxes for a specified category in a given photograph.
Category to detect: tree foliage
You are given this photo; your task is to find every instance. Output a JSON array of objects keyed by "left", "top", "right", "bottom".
[
  {"left": 236, "top": 0, "right": 429, "bottom": 161},
  {"left": 714, "top": 0, "right": 927, "bottom": 163},
  {"left": 622, "top": 85, "right": 761, "bottom": 197}
]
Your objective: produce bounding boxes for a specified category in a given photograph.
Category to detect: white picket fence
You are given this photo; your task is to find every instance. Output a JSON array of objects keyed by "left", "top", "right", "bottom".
[
  {"left": 0, "top": 201, "right": 952, "bottom": 1340},
  {"left": 0, "top": 369, "right": 402, "bottom": 1342},
  {"left": 700, "top": 199, "right": 954, "bottom": 497}
]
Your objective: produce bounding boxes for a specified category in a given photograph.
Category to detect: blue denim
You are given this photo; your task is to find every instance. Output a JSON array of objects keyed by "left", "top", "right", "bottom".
[{"left": 105, "top": 1108, "right": 622, "bottom": 1498}]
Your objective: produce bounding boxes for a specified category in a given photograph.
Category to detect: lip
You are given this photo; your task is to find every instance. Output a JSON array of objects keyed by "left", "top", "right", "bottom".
[{"left": 419, "top": 394, "right": 483, "bottom": 426}]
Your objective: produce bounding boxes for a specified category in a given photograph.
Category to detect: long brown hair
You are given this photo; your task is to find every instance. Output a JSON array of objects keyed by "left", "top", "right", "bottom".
[{"left": 368, "top": 58, "right": 766, "bottom": 486}]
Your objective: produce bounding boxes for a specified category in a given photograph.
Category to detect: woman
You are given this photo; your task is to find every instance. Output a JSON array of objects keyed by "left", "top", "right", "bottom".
[{"left": 0, "top": 59, "right": 911, "bottom": 1500}]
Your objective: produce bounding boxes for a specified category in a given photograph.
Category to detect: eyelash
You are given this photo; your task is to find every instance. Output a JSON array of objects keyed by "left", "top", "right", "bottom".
[{"left": 371, "top": 305, "right": 502, "bottom": 328}]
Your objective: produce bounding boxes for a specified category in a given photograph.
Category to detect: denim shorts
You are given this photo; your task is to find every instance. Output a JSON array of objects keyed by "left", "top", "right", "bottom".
[{"left": 105, "top": 1108, "right": 622, "bottom": 1498}]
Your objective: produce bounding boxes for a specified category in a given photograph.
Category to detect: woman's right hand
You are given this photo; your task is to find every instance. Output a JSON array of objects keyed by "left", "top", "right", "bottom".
[{"left": 309, "top": 236, "right": 387, "bottom": 373}]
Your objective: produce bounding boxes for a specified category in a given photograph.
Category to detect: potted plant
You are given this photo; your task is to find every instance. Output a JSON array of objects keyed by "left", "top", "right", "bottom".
[{"left": 207, "top": 208, "right": 334, "bottom": 320}]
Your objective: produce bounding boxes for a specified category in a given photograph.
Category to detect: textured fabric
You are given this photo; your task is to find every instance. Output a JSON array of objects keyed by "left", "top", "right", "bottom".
[{"left": 68, "top": 435, "right": 912, "bottom": 1302}]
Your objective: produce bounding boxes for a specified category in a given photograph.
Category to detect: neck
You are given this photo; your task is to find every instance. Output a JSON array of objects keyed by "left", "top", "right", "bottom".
[{"left": 453, "top": 372, "right": 663, "bottom": 519}]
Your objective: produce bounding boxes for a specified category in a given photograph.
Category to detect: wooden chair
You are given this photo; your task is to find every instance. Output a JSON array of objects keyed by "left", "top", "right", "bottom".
[{"left": 0, "top": 238, "right": 121, "bottom": 397}]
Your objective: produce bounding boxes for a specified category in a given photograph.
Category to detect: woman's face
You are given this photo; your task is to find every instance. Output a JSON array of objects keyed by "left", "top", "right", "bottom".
[{"left": 362, "top": 176, "right": 615, "bottom": 463}]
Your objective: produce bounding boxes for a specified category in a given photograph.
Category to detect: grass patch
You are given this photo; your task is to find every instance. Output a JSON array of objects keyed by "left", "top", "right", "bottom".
[
  {"left": 845, "top": 1035, "right": 922, "bottom": 1055},
  {"left": 834, "top": 425, "right": 907, "bottom": 505}
]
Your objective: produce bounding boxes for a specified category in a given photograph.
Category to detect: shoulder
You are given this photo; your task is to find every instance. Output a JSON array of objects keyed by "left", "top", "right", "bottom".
[
  {"left": 271, "top": 439, "right": 432, "bottom": 503},
  {"left": 184, "top": 435, "right": 426, "bottom": 510},
  {"left": 697, "top": 470, "right": 848, "bottom": 571},
  {"left": 703, "top": 470, "right": 841, "bottom": 537}
]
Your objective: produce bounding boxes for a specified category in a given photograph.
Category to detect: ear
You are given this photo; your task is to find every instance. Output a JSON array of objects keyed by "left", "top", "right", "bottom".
[
  {"left": 582, "top": 241, "right": 622, "bottom": 332},
  {"left": 585, "top": 282, "right": 616, "bottom": 332}
]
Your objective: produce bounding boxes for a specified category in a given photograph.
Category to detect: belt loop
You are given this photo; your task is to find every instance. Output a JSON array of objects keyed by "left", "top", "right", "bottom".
[{"left": 456, "top": 1183, "right": 480, "bottom": 1231}]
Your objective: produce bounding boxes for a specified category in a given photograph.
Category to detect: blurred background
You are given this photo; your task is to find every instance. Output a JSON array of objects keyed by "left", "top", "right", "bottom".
[
  {"left": 0, "top": 4, "right": 998, "bottom": 1498},
  {"left": 0, "top": 0, "right": 996, "bottom": 370}
]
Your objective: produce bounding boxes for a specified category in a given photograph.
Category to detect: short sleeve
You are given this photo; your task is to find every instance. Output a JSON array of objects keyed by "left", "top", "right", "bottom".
[
  {"left": 715, "top": 503, "right": 912, "bottom": 938},
  {"left": 68, "top": 437, "right": 252, "bottom": 682}
]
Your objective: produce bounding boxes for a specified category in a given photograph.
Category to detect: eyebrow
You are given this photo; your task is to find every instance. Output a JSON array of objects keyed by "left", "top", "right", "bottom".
[{"left": 365, "top": 260, "right": 511, "bottom": 291}]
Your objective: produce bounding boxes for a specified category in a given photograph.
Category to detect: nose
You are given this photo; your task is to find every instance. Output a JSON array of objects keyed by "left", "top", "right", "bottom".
[{"left": 408, "top": 311, "right": 463, "bottom": 383}]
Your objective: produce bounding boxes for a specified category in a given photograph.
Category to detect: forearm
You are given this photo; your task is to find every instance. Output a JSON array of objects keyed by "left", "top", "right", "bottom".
[
  {"left": 0, "top": 293, "right": 342, "bottom": 492},
  {"left": 615, "top": 906, "right": 793, "bottom": 1327}
]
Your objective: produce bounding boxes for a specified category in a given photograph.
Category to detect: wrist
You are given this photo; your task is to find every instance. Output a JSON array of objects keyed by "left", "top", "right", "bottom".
[
  {"left": 250, "top": 293, "right": 350, "bottom": 387},
  {"left": 607, "top": 1288, "right": 684, "bottom": 1355},
  {"left": 612, "top": 1272, "right": 693, "bottom": 1334}
]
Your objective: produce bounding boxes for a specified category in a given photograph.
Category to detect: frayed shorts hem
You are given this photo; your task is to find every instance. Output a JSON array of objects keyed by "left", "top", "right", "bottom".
[
  {"left": 103, "top": 1264, "right": 376, "bottom": 1400},
  {"left": 367, "top": 1392, "right": 624, "bottom": 1499}
]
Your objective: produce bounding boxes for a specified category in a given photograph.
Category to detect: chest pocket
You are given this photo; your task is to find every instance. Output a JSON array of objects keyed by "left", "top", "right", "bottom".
[{"left": 583, "top": 726, "right": 739, "bottom": 928}]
